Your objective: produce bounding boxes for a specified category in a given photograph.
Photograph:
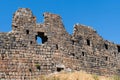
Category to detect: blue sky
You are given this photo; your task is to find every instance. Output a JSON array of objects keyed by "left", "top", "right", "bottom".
[{"left": 0, "top": 0, "right": 120, "bottom": 44}]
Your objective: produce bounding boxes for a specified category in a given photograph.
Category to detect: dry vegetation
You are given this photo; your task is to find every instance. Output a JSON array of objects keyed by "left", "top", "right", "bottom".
[{"left": 34, "top": 71, "right": 120, "bottom": 80}]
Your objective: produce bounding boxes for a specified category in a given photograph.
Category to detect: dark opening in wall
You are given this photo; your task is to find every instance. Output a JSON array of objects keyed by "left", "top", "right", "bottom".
[
  {"left": 72, "top": 40, "right": 75, "bottom": 45},
  {"left": 1, "top": 54, "right": 4, "bottom": 60},
  {"left": 36, "top": 32, "right": 48, "bottom": 44},
  {"left": 76, "top": 56, "right": 79, "bottom": 59},
  {"left": 35, "top": 64, "right": 41, "bottom": 71},
  {"left": 29, "top": 68, "right": 32, "bottom": 73},
  {"left": 14, "top": 26, "right": 18, "bottom": 28},
  {"left": 71, "top": 53, "right": 75, "bottom": 56},
  {"left": 56, "top": 44, "right": 58, "bottom": 50},
  {"left": 57, "top": 67, "right": 64, "bottom": 72},
  {"left": 82, "top": 52, "right": 85, "bottom": 56},
  {"left": 117, "top": 45, "right": 120, "bottom": 52},
  {"left": 26, "top": 30, "right": 29, "bottom": 34},
  {"left": 87, "top": 39, "right": 90, "bottom": 46},
  {"left": 104, "top": 44, "right": 108, "bottom": 50},
  {"left": 37, "top": 66, "right": 41, "bottom": 71},
  {"left": 105, "top": 56, "right": 108, "bottom": 61},
  {"left": 30, "top": 41, "right": 33, "bottom": 44}
]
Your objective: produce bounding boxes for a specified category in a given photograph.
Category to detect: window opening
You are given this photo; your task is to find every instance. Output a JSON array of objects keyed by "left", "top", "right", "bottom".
[
  {"left": 104, "top": 44, "right": 108, "bottom": 50},
  {"left": 82, "top": 52, "right": 85, "bottom": 56},
  {"left": 71, "top": 53, "right": 75, "bottom": 56},
  {"left": 117, "top": 45, "right": 120, "bottom": 52},
  {"left": 87, "top": 39, "right": 90, "bottom": 46},
  {"left": 29, "top": 69, "right": 32, "bottom": 72},
  {"left": 35, "top": 64, "right": 41, "bottom": 71},
  {"left": 105, "top": 56, "right": 108, "bottom": 61},
  {"left": 14, "top": 26, "right": 18, "bottom": 28},
  {"left": 36, "top": 32, "right": 48, "bottom": 44},
  {"left": 72, "top": 40, "right": 75, "bottom": 45},
  {"left": 26, "top": 30, "right": 29, "bottom": 34},
  {"left": 57, "top": 67, "right": 64, "bottom": 72},
  {"left": 30, "top": 41, "right": 33, "bottom": 44},
  {"left": 56, "top": 44, "right": 58, "bottom": 50}
]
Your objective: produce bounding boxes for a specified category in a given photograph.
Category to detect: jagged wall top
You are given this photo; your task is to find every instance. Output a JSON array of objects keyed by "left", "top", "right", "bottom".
[
  {"left": 12, "top": 8, "right": 36, "bottom": 29},
  {"left": 0, "top": 8, "right": 120, "bottom": 80}
]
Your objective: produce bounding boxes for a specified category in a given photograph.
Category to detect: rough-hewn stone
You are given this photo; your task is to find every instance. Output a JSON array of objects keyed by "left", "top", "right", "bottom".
[{"left": 0, "top": 8, "right": 120, "bottom": 79}]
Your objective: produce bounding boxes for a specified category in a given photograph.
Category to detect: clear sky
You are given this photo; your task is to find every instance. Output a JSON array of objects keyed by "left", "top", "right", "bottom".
[{"left": 0, "top": 0, "right": 120, "bottom": 44}]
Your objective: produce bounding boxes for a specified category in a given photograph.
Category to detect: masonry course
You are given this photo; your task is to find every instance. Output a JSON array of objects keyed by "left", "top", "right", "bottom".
[{"left": 0, "top": 8, "right": 120, "bottom": 80}]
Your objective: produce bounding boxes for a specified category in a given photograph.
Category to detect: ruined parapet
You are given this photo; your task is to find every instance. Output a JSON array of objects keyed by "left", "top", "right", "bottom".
[
  {"left": 0, "top": 8, "right": 120, "bottom": 79},
  {"left": 12, "top": 8, "right": 36, "bottom": 27}
]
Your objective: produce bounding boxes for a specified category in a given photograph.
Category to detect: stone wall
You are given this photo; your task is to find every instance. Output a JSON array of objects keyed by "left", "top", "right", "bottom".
[{"left": 0, "top": 8, "right": 120, "bottom": 79}]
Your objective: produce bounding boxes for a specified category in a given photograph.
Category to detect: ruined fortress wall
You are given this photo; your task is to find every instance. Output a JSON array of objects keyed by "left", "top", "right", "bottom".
[{"left": 0, "top": 8, "right": 120, "bottom": 79}]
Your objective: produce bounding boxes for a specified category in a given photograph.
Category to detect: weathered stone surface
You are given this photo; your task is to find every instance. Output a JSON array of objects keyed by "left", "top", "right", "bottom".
[{"left": 0, "top": 8, "right": 120, "bottom": 79}]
